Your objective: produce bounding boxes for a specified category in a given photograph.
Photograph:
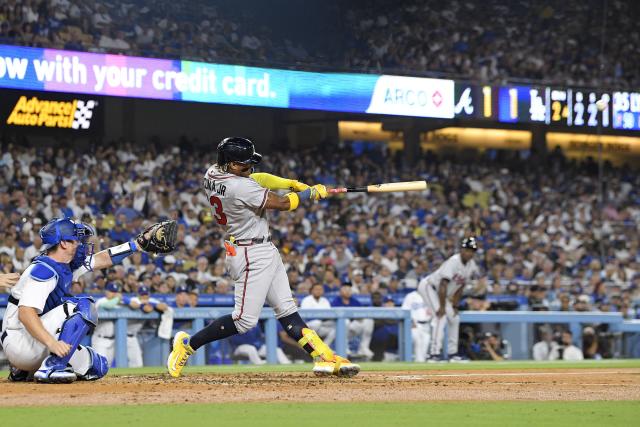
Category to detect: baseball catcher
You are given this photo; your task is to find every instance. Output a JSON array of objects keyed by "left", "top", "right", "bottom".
[
  {"left": 168, "top": 137, "right": 360, "bottom": 377},
  {"left": 0, "top": 218, "right": 176, "bottom": 383}
]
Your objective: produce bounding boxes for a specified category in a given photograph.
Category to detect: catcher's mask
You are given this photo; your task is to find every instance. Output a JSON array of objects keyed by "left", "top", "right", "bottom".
[{"left": 40, "top": 218, "right": 94, "bottom": 270}]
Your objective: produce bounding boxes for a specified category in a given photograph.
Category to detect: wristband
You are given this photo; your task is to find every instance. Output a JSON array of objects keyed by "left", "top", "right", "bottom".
[
  {"left": 285, "top": 192, "right": 300, "bottom": 211},
  {"left": 108, "top": 240, "right": 137, "bottom": 265},
  {"left": 297, "top": 188, "right": 312, "bottom": 200}
]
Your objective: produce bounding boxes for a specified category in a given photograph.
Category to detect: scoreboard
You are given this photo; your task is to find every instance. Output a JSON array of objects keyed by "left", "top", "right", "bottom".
[
  {"left": 454, "top": 83, "right": 614, "bottom": 129},
  {"left": 612, "top": 91, "right": 640, "bottom": 130}
]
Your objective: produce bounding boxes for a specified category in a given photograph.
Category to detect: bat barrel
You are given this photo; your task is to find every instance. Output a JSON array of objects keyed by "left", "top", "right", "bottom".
[
  {"left": 367, "top": 181, "right": 427, "bottom": 193},
  {"left": 328, "top": 181, "right": 427, "bottom": 194}
]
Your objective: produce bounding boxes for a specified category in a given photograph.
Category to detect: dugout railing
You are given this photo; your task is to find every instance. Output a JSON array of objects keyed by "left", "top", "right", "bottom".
[
  {"left": 100, "top": 307, "right": 414, "bottom": 367},
  {"left": 1, "top": 308, "right": 640, "bottom": 367}
]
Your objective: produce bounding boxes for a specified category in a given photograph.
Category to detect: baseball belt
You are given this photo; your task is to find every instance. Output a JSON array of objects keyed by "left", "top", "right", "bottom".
[{"left": 235, "top": 236, "right": 272, "bottom": 246}]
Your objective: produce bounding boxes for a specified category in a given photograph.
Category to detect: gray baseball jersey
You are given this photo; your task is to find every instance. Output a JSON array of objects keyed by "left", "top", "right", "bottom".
[
  {"left": 421, "top": 253, "right": 478, "bottom": 297},
  {"left": 201, "top": 164, "right": 297, "bottom": 334},
  {"left": 203, "top": 164, "right": 269, "bottom": 240},
  {"left": 417, "top": 253, "right": 477, "bottom": 356}
]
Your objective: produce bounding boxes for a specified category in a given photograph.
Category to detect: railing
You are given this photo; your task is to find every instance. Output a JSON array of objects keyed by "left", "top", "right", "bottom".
[
  {"left": 456, "top": 311, "right": 640, "bottom": 359},
  {"left": 7, "top": 307, "right": 411, "bottom": 368},
  {"left": 2, "top": 308, "right": 639, "bottom": 366}
]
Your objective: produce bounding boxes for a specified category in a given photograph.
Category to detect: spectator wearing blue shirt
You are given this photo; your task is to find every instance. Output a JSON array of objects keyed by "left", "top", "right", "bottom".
[
  {"left": 59, "top": 195, "right": 74, "bottom": 218},
  {"left": 331, "top": 282, "right": 374, "bottom": 360},
  {"left": 114, "top": 195, "right": 142, "bottom": 223},
  {"left": 173, "top": 285, "right": 193, "bottom": 308},
  {"left": 109, "top": 221, "right": 132, "bottom": 244}
]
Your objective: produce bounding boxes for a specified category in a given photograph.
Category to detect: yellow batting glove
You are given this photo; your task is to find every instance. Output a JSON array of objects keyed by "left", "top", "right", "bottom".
[
  {"left": 310, "top": 184, "right": 328, "bottom": 200},
  {"left": 290, "top": 180, "right": 310, "bottom": 192}
]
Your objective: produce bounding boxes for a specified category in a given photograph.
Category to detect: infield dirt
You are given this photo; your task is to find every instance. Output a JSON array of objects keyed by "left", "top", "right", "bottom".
[{"left": 1, "top": 368, "right": 639, "bottom": 406}]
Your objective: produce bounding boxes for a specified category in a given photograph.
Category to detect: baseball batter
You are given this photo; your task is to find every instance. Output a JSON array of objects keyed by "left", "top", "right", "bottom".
[
  {"left": 168, "top": 137, "right": 360, "bottom": 377},
  {"left": 417, "top": 237, "right": 479, "bottom": 360},
  {"left": 1, "top": 218, "right": 175, "bottom": 383}
]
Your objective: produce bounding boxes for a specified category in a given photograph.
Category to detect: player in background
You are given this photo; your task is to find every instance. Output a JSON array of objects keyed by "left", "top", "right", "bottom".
[
  {"left": 168, "top": 137, "right": 360, "bottom": 377},
  {"left": 91, "top": 281, "right": 124, "bottom": 366},
  {"left": 1, "top": 218, "right": 174, "bottom": 383},
  {"left": 127, "top": 284, "right": 169, "bottom": 367},
  {"left": 418, "top": 237, "right": 479, "bottom": 361},
  {"left": 401, "top": 290, "right": 432, "bottom": 362}
]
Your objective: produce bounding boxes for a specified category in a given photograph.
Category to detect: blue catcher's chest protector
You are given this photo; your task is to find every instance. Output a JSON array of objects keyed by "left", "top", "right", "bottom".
[{"left": 31, "top": 255, "right": 74, "bottom": 315}]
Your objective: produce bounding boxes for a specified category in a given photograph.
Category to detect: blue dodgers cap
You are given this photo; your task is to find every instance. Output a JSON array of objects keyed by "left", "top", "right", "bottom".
[
  {"left": 138, "top": 285, "right": 150, "bottom": 296},
  {"left": 176, "top": 284, "right": 189, "bottom": 294},
  {"left": 105, "top": 282, "right": 121, "bottom": 293}
]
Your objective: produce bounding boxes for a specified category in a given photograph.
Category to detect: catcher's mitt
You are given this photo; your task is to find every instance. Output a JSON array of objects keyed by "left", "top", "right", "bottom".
[{"left": 136, "top": 220, "right": 177, "bottom": 254}]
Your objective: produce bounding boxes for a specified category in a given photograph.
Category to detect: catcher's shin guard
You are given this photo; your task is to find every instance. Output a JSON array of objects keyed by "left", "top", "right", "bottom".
[
  {"left": 35, "top": 299, "right": 97, "bottom": 383},
  {"left": 298, "top": 328, "right": 360, "bottom": 378}
]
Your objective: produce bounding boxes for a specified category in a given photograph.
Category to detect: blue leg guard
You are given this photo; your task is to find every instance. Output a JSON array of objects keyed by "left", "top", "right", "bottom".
[
  {"left": 35, "top": 299, "right": 98, "bottom": 383},
  {"left": 77, "top": 346, "right": 109, "bottom": 381}
]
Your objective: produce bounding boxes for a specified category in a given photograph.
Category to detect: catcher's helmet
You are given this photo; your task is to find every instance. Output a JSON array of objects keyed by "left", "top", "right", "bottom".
[
  {"left": 40, "top": 218, "right": 93, "bottom": 250},
  {"left": 461, "top": 236, "right": 478, "bottom": 251},
  {"left": 217, "top": 137, "right": 262, "bottom": 166}
]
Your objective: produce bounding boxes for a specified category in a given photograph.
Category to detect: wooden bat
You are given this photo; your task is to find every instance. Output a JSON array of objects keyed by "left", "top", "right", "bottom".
[{"left": 328, "top": 180, "right": 427, "bottom": 194}]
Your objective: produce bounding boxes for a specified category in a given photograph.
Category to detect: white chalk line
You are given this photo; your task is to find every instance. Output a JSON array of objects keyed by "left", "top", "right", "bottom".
[
  {"left": 391, "top": 371, "right": 636, "bottom": 380},
  {"left": 476, "top": 382, "right": 626, "bottom": 386}
]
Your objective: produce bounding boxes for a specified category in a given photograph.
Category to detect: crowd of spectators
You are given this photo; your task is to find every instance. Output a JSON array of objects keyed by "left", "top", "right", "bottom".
[
  {"left": 1, "top": 137, "right": 639, "bottom": 323},
  {"left": 1, "top": 0, "right": 639, "bottom": 88},
  {"left": 341, "top": 0, "right": 640, "bottom": 88}
]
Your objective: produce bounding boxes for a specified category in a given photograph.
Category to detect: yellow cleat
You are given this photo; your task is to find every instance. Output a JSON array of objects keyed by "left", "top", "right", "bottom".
[
  {"left": 313, "top": 355, "right": 360, "bottom": 378},
  {"left": 167, "top": 331, "right": 194, "bottom": 378}
]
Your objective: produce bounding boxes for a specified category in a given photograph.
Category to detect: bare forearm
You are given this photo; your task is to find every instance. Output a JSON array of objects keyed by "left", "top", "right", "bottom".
[
  {"left": 451, "top": 288, "right": 463, "bottom": 309},
  {"left": 19, "top": 307, "right": 56, "bottom": 347},
  {"left": 487, "top": 347, "right": 504, "bottom": 361},
  {"left": 91, "top": 250, "right": 114, "bottom": 270},
  {"left": 264, "top": 191, "right": 292, "bottom": 211},
  {"left": 264, "top": 185, "right": 326, "bottom": 211},
  {"left": 438, "top": 281, "right": 447, "bottom": 307}
]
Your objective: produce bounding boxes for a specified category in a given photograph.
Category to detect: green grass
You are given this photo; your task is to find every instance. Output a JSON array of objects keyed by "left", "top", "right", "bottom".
[
  {"left": 2, "top": 361, "right": 639, "bottom": 426},
  {"left": 3, "top": 402, "right": 640, "bottom": 427},
  {"left": 2, "top": 358, "right": 640, "bottom": 377}
]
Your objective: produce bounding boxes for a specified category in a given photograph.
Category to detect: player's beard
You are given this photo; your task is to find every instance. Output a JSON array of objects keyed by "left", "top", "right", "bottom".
[{"left": 237, "top": 164, "right": 252, "bottom": 177}]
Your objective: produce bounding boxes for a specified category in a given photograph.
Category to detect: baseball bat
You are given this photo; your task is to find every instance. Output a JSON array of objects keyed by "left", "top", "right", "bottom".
[{"left": 328, "top": 180, "right": 427, "bottom": 194}]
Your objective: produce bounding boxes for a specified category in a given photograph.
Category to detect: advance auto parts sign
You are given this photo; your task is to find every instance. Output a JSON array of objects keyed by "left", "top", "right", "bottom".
[{"left": 1, "top": 89, "right": 102, "bottom": 132}]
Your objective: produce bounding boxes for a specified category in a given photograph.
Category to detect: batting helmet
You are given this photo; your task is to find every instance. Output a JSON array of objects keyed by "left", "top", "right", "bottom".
[
  {"left": 216, "top": 137, "right": 262, "bottom": 166},
  {"left": 461, "top": 236, "right": 478, "bottom": 251}
]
